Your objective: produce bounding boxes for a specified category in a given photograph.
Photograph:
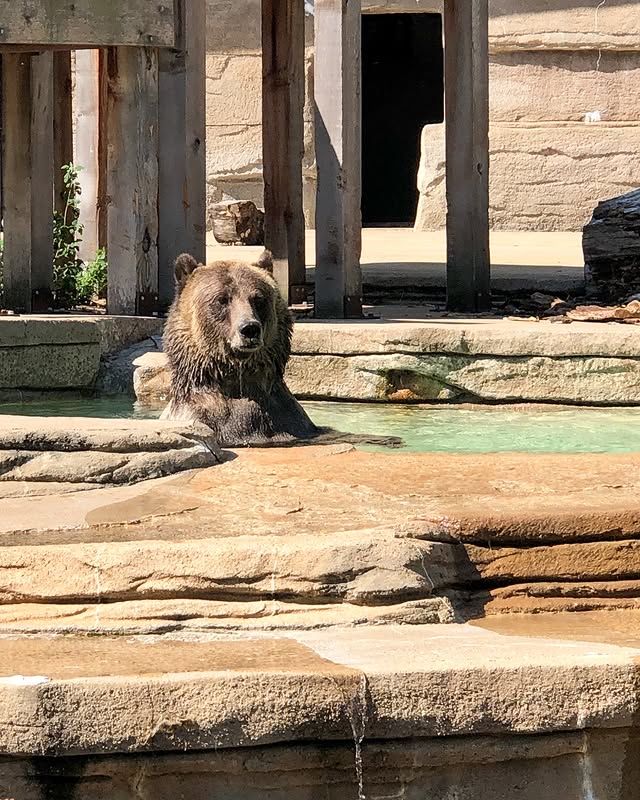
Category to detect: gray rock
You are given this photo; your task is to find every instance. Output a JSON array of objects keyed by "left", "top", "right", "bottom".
[
  {"left": 584, "top": 188, "right": 640, "bottom": 300},
  {"left": 0, "top": 416, "right": 222, "bottom": 485}
]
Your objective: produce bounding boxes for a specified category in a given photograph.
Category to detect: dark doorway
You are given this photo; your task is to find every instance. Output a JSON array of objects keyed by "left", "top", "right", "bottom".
[{"left": 361, "top": 13, "right": 444, "bottom": 227}]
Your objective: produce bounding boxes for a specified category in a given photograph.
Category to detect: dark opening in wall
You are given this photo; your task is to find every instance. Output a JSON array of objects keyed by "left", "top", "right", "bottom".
[{"left": 361, "top": 12, "right": 444, "bottom": 227}]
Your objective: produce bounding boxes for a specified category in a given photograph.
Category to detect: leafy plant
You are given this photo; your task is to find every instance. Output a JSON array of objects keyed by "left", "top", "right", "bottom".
[
  {"left": 76, "top": 248, "right": 108, "bottom": 304},
  {"left": 53, "top": 164, "right": 84, "bottom": 307}
]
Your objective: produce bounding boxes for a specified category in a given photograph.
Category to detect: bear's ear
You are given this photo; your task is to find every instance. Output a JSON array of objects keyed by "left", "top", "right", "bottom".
[
  {"left": 175, "top": 253, "right": 200, "bottom": 290},
  {"left": 254, "top": 250, "right": 273, "bottom": 274}
]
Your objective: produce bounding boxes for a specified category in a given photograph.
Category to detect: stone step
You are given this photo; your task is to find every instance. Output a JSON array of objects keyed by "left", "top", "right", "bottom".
[
  {"left": 0, "top": 415, "right": 220, "bottom": 486},
  {"left": 0, "top": 447, "right": 639, "bottom": 630},
  {"left": 0, "top": 615, "right": 638, "bottom": 757}
]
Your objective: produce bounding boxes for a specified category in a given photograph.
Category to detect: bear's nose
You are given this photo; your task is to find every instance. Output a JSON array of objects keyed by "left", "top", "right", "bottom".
[{"left": 239, "top": 320, "right": 262, "bottom": 341}]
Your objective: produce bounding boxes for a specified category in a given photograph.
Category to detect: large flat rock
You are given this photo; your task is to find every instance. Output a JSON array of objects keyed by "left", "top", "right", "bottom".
[
  {"left": 0, "top": 447, "right": 640, "bottom": 630},
  {"left": 0, "top": 615, "right": 638, "bottom": 756}
]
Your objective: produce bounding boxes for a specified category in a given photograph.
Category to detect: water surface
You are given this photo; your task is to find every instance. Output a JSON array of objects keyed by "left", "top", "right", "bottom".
[{"left": 2, "top": 398, "right": 640, "bottom": 454}]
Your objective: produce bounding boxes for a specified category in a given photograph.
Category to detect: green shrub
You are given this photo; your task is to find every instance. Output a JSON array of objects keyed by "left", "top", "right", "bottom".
[
  {"left": 53, "top": 164, "right": 84, "bottom": 307},
  {"left": 76, "top": 248, "right": 108, "bottom": 304}
]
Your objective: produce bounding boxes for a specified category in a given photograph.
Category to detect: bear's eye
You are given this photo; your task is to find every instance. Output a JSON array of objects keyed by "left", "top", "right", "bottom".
[
  {"left": 251, "top": 293, "right": 269, "bottom": 318},
  {"left": 216, "top": 294, "right": 230, "bottom": 308}
]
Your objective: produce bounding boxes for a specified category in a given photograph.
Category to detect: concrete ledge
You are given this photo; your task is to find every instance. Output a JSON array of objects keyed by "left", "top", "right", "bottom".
[
  {"left": 0, "top": 621, "right": 638, "bottom": 756},
  {"left": 0, "top": 316, "right": 163, "bottom": 393},
  {"left": 131, "top": 317, "right": 640, "bottom": 405}
]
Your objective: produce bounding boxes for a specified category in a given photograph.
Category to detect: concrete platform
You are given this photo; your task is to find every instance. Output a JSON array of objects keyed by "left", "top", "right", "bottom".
[
  {"left": 132, "top": 315, "right": 640, "bottom": 405},
  {"left": 0, "top": 616, "right": 638, "bottom": 756},
  {"left": 207, "top": 228, "right": 586, "bottom": 295}
]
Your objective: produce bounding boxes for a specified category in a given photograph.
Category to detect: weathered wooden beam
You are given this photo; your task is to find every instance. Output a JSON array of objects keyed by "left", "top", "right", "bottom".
[
  {"left": 1, "top": 53, "right": 32, "bottom": 311},
  {"left": 0, "top": 1, "right": 175, "bottom": 48},
  {"left": 30, "top": 51, "right": 55, "bottom": 310},
  {"left": 444, "top": 0, "right": 491, "bottom": 312},
  {"left": 104, "top": 46, "right": 159, "bottom": 316},
  {"left": 53, "top": 51, "right": 73, "bottom": 218},
  {"left": 158, "top": 0, "right": 206, "bottom": 308},
  {"left": 262, "top": 0, "right": 306, "bottom": 304},
  {"left": 314, "top": 0, "right": 362, "bottom": 319},
  {"left": 74, "top": 49, "right": 100, "bottom": 262}
]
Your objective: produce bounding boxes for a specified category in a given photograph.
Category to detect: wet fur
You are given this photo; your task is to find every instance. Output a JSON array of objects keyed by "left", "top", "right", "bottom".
[{"left": 163, "top": 254, "right": 318, "bottom": 446}]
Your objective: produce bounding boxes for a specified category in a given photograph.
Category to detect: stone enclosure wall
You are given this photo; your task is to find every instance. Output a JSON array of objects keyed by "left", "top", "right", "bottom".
[{"left": 206, "top": 0, "right": 640, "bottom": 232}]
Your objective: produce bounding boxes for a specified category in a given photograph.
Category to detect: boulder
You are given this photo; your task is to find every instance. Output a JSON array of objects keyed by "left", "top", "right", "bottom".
[
  {"left": 210, "top": 199, "right": 265, "bottom": 246},
  {"left": 583, "top": 188, "right": 640, "bottom": 300}
]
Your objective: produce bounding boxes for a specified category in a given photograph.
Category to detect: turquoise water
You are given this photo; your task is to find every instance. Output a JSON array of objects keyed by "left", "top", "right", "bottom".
[{"left": 1, "top": 397, "right": 640, "bottom": 453}]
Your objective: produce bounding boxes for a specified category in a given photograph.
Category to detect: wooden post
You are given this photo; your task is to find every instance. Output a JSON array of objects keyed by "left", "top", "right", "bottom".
[
  {"left": 158, "top": 0, "right": 206, "bottom": 308},
  {"left": 53, "top": 51, "right": 73, "bottom": 218},
  {"left": 444, "top": 0, "right": 491, "bottom": 312},
  {"left": 262, "top": 0, "right": 306, "bottom": 304},
  {"left": 2, "top": 54, "right": 32, "bottom": 312},
  {"left": 314, "top": 0, "right": 362, "bottom": 319},
  {"left": 30, "top": 52, "right": 55, "bottom": 310},
  {"left": 104, "top": 46, "right": 159, "bottom": 316},
  {"left": 74, "top": 49, "right": 100, "bottom": 262}
]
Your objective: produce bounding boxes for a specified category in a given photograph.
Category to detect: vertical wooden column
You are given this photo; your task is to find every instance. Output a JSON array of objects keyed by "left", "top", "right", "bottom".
[
  {"left": 444, "top": 0, "right": 491, "bottom": 312},
  {"left": 158, "top": 0, "right": 206, "bottom": 308},
  {"left": 53, "top": 51, "right": 73, "bottom": 218},
  {"left": 314, "top": 0, "right": 362, "bottom": 319},
  {"left": 104, "top": 47, "right": 160, "bottom": 316},
  {"left": 2, "top": 54, "right": 33, "bottom": 312},
  {"left": 74, "top": 49, "right": 100, "bottom": 262},
  {"left": 30, "top": 52, "right": 55, "bottom": 310},
  {"left": 262, "top": 0, "right": 306, "bottom": 304}
]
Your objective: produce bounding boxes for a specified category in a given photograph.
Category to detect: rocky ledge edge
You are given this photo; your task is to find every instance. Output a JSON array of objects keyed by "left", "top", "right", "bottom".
[{"left": 0, "top": 416, "right": 221, "bottom": 487}]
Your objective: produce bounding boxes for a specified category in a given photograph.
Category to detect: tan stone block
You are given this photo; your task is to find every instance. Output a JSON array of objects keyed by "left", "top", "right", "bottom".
[
  {"left": 213, "top": 178, "right": 265, "bottom": 208},
  {"left": 417, "top": 121, "right": 640, "bottom": 231},
  {"left": 488, "top": 0, "right": 640, "bottom": 51},
  {"left": 206, "top": 0, "right": 261, "bottom": 53},
  {"left": 490, "top": 122, "right": 640, "bottom": 230},
  {"left": 491, "top": 51, "right": 640, "bottom": 123},
  {"left": 207, "top": 54, "right": 262, "bottom": 126},
  {"left": 206, "top": 123, "right": 262, "bottom": 178}
]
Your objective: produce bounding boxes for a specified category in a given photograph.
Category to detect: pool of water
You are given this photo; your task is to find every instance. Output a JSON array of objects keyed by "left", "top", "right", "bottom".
[{"left": 1, "top": 397, "right": 640, "bottom": 454}]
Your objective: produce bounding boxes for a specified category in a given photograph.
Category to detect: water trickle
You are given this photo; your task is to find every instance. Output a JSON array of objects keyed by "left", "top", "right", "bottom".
[
  {"left": 580, "top": 731, "right": 597, "bottom": 800},
  {"left": 347, "top": 673, "right": 369, "bottom": 800}
]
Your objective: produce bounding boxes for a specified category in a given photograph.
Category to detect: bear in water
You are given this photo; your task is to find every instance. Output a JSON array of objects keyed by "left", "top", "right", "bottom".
[
  {"left": 162, "top": 252, "right": 402, "bottom": 449},
  {"left": 162, "top": 251, "right": 318, "bottom": 446}
]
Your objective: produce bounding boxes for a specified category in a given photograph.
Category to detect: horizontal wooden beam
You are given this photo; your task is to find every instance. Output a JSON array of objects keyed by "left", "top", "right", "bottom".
[{"left": 0, "top": 1, "right": 176, "bottom": 47}]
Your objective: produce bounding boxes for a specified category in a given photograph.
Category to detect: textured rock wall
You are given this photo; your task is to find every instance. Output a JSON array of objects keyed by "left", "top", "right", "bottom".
[
  {"left": 206, "top": 0, "right": 640, "bottom": 232},
  {"left": 3, "top": 730, "right": 637, "bottom": 800}
]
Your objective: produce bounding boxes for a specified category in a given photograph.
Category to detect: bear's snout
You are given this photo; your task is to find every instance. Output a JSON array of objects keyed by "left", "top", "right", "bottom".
[{"left": 232, "top": 317, "right": 263, "bottom": 354}]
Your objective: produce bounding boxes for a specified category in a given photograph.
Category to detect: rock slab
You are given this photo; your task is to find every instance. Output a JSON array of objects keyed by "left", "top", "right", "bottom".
[
  {"left": 584, "top": 188, "right": 640, "bottom": 301},
  {"left": 0, "top": 416, "right": 221, "bottom": 486}
]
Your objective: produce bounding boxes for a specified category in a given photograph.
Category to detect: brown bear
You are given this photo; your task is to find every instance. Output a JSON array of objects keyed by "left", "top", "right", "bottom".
[{"left": 162, "top": 251, "right": 319, "bottom": 446}]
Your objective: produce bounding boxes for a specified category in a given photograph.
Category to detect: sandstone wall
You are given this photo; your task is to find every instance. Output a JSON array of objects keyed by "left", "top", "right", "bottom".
[{"left": 206, "top": 0, "right": 640, "bottom": 232}]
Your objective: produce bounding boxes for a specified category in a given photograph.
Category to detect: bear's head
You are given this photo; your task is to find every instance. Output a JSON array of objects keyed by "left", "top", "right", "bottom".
[{"left": 165, "top": 251, "right": 292, "bottom": 399}]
